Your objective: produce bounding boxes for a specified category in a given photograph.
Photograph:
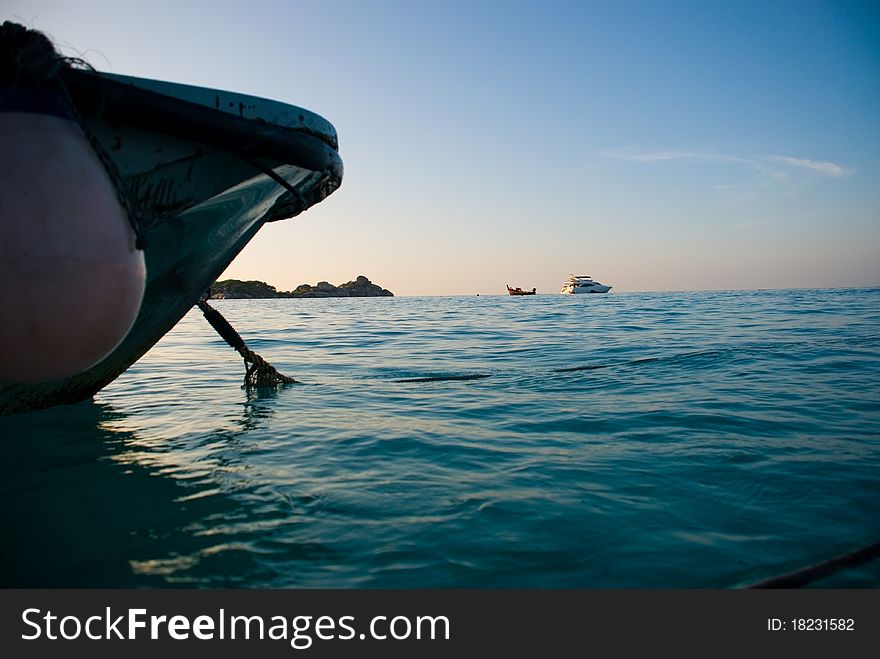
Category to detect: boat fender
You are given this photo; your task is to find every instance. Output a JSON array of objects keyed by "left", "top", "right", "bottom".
[{"left": 0, "top": 22, "right": 146, "bottom": 383}]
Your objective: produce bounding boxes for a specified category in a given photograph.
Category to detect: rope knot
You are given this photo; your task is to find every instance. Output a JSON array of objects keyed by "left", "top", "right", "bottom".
[{"left": 198, "top": 298, "right": 296, "bottom": 387}]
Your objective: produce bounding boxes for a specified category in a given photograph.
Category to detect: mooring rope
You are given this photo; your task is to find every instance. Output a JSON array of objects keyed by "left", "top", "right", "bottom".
[
  {"left": 747, "top": 539, "right": 880, "bottom": 588},
  {"left": 197, "top": 299, "right": 296, "bottom": 387}
]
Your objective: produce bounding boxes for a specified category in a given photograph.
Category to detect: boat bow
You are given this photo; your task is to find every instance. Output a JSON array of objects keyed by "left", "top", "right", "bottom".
[{"left": 1, "top": 64, "right": 343, "bottom": 414}]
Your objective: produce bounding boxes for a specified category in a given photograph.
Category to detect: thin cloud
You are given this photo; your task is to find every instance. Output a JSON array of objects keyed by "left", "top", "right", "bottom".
[
  {"left": 600, "top": 148, "right": 749, "bottom": 166},
  {"left": 768, "top": 156, "right": 855, "bottom": 177},
  {"left": 601, "top": 148, "right": 854, "bottom": 204},
  {"left": 603, "top": 148, "right": 852, "bottom": 176}
]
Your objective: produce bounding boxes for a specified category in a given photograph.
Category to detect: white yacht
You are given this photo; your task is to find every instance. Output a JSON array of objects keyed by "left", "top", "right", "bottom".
[{"left": 560, "top": 274, "right": 611, "bottom": 294}]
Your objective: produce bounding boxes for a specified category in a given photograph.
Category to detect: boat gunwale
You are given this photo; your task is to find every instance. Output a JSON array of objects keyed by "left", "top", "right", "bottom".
[{"left": 62, "top": 68, "right": 343, "bottom": 181}]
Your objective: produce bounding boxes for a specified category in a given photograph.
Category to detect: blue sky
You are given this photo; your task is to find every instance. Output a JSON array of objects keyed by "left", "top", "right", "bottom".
[{"left": 6, "top": 0, "right": 879, "bottom": 294}]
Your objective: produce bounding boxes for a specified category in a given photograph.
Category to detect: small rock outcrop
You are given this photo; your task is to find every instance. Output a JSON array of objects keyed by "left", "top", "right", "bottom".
[
  {"left": 209, "top": 276, "right": 393, "bottom": 299},
  {"left": 208, "top": 279, "right": 280, "bottom": 299}
]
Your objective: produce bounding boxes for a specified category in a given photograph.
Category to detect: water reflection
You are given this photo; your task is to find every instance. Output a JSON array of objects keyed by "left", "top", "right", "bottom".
[
  {"left": 0, "top": 397, "right": 278, "bottom": 587},
  {"left": 240, "top": 385, "right": 282, "bottom": 431}
]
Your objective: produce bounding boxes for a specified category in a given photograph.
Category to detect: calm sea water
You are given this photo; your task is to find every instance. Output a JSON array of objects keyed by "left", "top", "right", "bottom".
[{"left": 2, "top": 288, "right": 879, "bottom": 587}]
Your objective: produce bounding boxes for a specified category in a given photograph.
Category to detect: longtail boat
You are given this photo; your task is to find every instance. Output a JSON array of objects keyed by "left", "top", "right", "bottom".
[{"left": 507, "top": 285, "right": 537, "bottom": 296}]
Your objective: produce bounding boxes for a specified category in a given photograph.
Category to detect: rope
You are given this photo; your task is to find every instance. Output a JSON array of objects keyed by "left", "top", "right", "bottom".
[
  {"left": 236, "top": 151, "right": 309, "bottom": 211},
  {"left": 0, "top": 21, "right": 146, "bottom": 249},
  {"left": 747, "top": 540, "right": 880, "bottom": 588},
  {"left": 197, "top": 299, "right": 296, "bottom": 387},
  {"left": 60, "top": 72, "right": 148, "bottom": 250}
]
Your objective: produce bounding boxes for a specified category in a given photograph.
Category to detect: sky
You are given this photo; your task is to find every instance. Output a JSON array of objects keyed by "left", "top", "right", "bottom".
[{"left": 5, "top": 0, "right": 879, "bottom": 295}]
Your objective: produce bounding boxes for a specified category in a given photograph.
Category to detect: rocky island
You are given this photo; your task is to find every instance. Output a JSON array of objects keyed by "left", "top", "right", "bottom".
[{"left": 209, "top": 275, "right": 393, "bottom": 299}]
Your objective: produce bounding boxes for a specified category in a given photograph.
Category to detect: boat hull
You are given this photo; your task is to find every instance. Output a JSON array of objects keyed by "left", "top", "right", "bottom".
[
  {"left": 561, "top": 285, "right": 611, "bottom": 294},
  {"left": 1, "top": 166, "right": 322, "bottom": 415},
  {"left": 0, "top": 71, "right": 342, "bottom": 415}
]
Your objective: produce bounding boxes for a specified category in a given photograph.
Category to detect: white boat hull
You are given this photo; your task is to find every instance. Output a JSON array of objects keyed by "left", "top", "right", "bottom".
[{"left": 561, "top": 284, "right": 611, "bottom": 294}]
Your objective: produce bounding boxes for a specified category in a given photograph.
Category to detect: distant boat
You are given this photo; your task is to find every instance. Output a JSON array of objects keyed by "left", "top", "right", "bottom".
[
  {"left": 0, "top": 23, "right": 343, "bottom": 415},
  {"left": 507, "top": 285, "right": 536, "bottom": 296},
  {"left": 560, "top": 274, "right": 611, "bottom": 294}
]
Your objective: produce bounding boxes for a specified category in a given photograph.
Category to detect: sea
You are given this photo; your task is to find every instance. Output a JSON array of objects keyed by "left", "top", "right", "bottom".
[{"left": 2, "top": 288, "right": 879, "bottom": 588}]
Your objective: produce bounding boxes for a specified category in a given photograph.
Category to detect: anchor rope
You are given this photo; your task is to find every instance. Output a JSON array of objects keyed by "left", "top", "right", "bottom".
[{"left": 197, "top": 298, "right": 296, "bottom": 387}]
